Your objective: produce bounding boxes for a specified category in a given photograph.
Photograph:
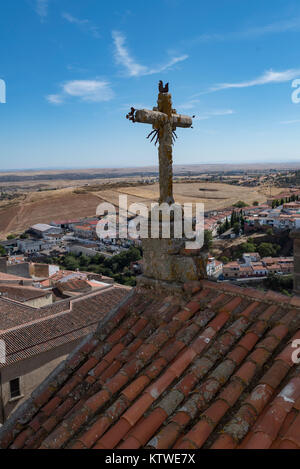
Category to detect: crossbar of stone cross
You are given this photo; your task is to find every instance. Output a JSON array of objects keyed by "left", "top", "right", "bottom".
[{"left": 126, "top": 82, "right": 193, "bottom": 205}]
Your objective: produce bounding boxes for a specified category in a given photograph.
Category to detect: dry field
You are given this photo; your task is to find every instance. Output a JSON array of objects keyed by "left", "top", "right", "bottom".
[
  {"left": 0, "top": 180, "right": 289, "bottom": 239},
  {"left": 0, "top": 188, "right": 104, "bottom": 238},
  {"left": 95, "top": 182, "right": 272, "bottom": 214}
]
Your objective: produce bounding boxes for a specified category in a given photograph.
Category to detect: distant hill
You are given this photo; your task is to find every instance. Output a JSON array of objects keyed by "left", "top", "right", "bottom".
[{"left": 0, "top": 162, "right": 300, "bottom": 183}]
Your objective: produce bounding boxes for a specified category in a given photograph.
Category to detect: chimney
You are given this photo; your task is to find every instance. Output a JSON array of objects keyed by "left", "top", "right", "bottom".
[{"left": 290, "top": 230, "right": 300, "bottom": 295}]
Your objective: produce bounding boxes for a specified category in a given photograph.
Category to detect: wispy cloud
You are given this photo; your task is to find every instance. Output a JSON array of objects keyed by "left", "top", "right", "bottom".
[
  {"left": 120, "top": 103, "right": 151, "bottom": 111},
  {"left": 178, "top": 99, "right": 200, "bottom": 110},
  {"left": 186, "top": 17, "right": 300, "bottom": 46},
  {"left": 35, "top": 0, "right": 48, "bottom": 20},
  {"left": 280, "top": 119, "right": 300, "bottom": 125},
  {"left": 195, "top": 109, "right": 235, "bottom": 120},
  {"left": 62, "top": 12, "right": 101, "bottom": 38},
  {"left": 240, "top": 17, "right": 300, "bottom": 38},
  {"left": 46, "top": 80, "right": 114, "bottom": 105},
  {"left": 112, "top": 31, "right": 188, "bottom": 77},
  {"left": 47, "top": 94, "right": 64, "bottom": 105},
  {"left": 67, "top": 64, "right": 90, "bottom": 74},
  {"left": 204, "top": 69, "right": 300, "bottom": 94}
]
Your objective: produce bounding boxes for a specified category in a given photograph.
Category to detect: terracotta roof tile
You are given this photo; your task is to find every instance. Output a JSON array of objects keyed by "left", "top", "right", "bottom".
[{"left": 1, "top": 280, "right": 300, "bottom": 450}]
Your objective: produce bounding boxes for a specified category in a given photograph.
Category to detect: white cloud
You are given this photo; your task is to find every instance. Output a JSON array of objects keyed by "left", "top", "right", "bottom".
[
  {"left": 62, "top": 12, "right": 100, "bottom": 38},
  {"left": 46, "top": 94, "right": 64, "bottom": 105},
  {"left": 46, "top": 80, "right": 114, "bottom": 104},
  {"left": 239, "top": 17, "right": 300, "bottom": 38},
  {"left": 280, "top": 119, "right": 300, "bottom": 125},
  {"left": 35, "top": 0, "right": 48, "bottom": 20},
  {"left": 186, "top": 17, "right": 300, "bottom": 46},
  {"left": 63, "top": 80, "right": 113, "bottom": 101},
  {"left": 179, "top": 99, "right": 200, "bottom": 110},
  {"left": 112, "top": 31, "right": 188, "bottom": 77},
  {"left": 206, "top": 69, "right": 300, "bottom": 93},
  {"left": 195, "top": 109, "right": 235, "bottom": 120}
]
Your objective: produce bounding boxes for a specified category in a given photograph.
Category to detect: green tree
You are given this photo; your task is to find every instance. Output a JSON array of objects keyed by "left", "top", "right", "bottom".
[
  {"left": 257, "top": 242, "right": 280, "bottom": 258},
  {"left": 240, "top": 215, "right": 245, "bottom": 232},
  {"left": 264, "top": 274, "right": 293, "bottom": 294},
  {"left": 204, "top": 230, "right": 213, "bottom": 251},
  {"left": 233, "top": 201, "right": 248, "bottom": 208},
  {"left": 233, "top": 222, "right": 241, "bottom": 236},
  {"left": 78, "top": 254, "right": 90, "bottom": 267},
  {"left": 234, "top": 242, "right": 256, "bottom": 259},
  {"left": 87, "top": 264, "right": 101, "bottom": 274},
  {"left": 220, "top": 256, "right": 229, "bottom": 264},
  {"left": 230, "top": 210, "right": 236, "bottom": 227},
  {"left": 63, "top": 255, "right": 80, "bottom": 271}
]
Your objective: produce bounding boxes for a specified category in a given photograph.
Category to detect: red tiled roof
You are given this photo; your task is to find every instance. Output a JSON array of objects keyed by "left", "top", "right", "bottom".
[
  {"left": 55, "top": 278, "right": 92, "bottom": 294},
  {"left": 52, "top": 219, "right": 81, "bottom": 225},
  {"left": 224, "top": 262, "right": 239, "bottom": 268},
  {"left": 44, "top": 270, "right": 86, "bottom": 287},
  {"left": 73, "top": 225, "right": 94, "bottom": 231},
  {"left": 239, "top": 266, "right": 253, "bottom": 273},
  {"left": 0, "top": 298, "right": 37, "bottom": 330},
  {"left": 0, "top": 285, "right": 130, "bottom": 364},
  {"left": 0, "top": 272, "right": 27, "bottom": 282},
  {"left": 1, "top": 280, "right": 299, "bottom": 450},
  {"left": 0, "top": 284, "right": 51, "bottom": 302}
]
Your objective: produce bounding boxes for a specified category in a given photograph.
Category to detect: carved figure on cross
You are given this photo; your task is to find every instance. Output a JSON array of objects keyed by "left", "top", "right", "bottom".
[{"left": 126, "top": 81, "right": 193, "bottom": 205}]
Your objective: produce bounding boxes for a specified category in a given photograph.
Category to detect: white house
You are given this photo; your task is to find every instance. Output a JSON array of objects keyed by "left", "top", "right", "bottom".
[
  {"left": 30, "top": 224, "right": 62, "bottom": 238},
  {"left": 206, "top": 257, "right": 223, "bottom": 279},
  {"left": 17, "top": 239, "right": 50, "bottom": 254}
]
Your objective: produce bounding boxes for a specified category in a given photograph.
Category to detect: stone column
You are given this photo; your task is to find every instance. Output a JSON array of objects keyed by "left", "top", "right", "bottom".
[
  {"left": 157, "top": 92, "right": 174, "bottom": 205},
  {"left": 158, "top": 120, "right": 174, "bottom": 205}
]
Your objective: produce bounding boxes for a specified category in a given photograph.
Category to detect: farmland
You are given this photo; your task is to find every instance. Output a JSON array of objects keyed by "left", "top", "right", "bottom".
[
  {"left": 0, "top": 180, "right": 283, "bottom": 238},
  {"left": 92, "top": 181, "right": 282, "bottom": 215},
  {"left": 0, "top": 163, "right": 294, "bottom": 239}
]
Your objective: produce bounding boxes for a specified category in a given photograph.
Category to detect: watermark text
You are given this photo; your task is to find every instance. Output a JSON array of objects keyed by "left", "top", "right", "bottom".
[{"left": 96, "top": 195, "right": 204, "bottom": 249}]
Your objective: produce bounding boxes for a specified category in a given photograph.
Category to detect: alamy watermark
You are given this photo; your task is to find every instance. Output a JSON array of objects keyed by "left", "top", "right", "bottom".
[
  {"left": 291, "top": 79, "right": 300, "bottom": 104},
  {"left": 95, "top": 195, "right": 204, "bottom": 250},
  {"left": 0, "top": 79, "right": 6, "bottom": 103},
  {"left": 292, "top": 339, "right": 300, "bottom": 364}
]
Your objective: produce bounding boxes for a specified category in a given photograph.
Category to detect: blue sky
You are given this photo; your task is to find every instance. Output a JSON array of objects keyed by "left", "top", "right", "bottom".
[{"left": 1, "top": 0, "right": 300, "bottom": 170}]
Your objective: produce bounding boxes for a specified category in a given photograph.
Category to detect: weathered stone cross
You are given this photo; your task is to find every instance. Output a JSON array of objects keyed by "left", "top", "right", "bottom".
[{"left": 126, "top": 81, "right": 193, "bottom": 205}]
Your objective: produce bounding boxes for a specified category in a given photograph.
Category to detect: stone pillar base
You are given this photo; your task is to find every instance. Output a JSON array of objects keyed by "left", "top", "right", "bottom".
[{"left": 139, "top": 236, "right": 208, "bottom": 289}]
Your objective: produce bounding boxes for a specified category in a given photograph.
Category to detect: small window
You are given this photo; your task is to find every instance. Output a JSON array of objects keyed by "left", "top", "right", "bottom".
[{"left": 10, "top": 378, "right": 21, "bottom": 399}]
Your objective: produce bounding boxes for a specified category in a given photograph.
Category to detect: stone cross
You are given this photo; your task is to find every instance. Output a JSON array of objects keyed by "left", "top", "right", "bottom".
[{"left": 126, "top": 81, "right": 193, "bottom": 205}]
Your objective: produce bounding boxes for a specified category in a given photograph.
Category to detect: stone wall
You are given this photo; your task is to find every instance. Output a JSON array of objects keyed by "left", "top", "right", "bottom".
[
  {"left": 0, "top": 338, "right": 83, "bottom": 424},
  {"left": 24, "top": 293, "right": 53, "bottom": 308},
  {"left": 140, "top": 234, "right": 208, "bottom": 293},
  {"left": 7, "top": 263, "right": 30, "bottom": 279}
]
